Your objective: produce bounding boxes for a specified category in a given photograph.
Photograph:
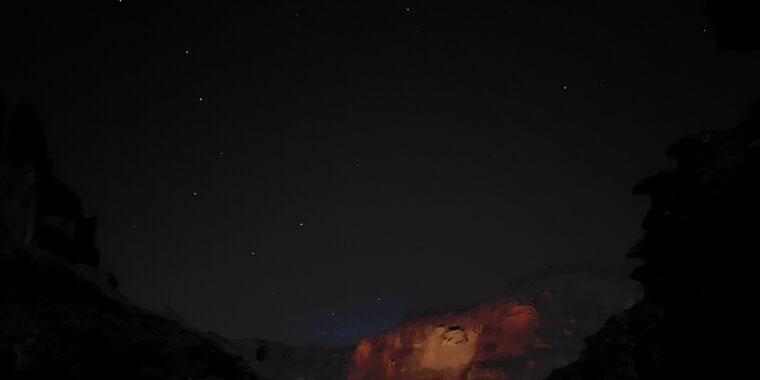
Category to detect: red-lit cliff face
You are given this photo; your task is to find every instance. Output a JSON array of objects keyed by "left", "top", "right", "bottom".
[
  {"left": 347, "top": 266, "right": 641, "bottom": 380},
  {"left": 347, "top": 300, "right": 546, "bottom": 380}
]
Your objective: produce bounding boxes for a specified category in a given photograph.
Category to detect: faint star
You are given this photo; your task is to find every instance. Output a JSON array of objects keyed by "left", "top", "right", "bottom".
[
  {"left": 251, "top": 251, "right": 255, "bottom": 255},
  {"left": 331, "top": 312, "right": 336, "bottom": 316},
  {"left": 405, "top": 8, "right": 410, "bottom": 12},
  {"left": 562, "top": 85, "right": 568, "bottom": 90},
  {"left": 185, "top": 49, "right": 190, "bottom": 55},
  {"left": 132, "top": 224, "right": 136, "bottom": 229},
  {"left": 299, "top": 222, "right": 304, "bottom": 227},
  {"left": 198, "top": 97, "right": 203, "bottom": 102},
  {"left": 193, "top": 192, "right": 198, "bottom": 196},
  {"left": 377, "top": 297, "right": 382, "bottom": 302}
]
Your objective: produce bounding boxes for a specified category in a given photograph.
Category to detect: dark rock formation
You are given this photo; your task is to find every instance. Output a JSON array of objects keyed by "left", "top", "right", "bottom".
[
  {"left": 1, "top": 97, "right": 100, "bottom": 267},
  {"left": 546, "top": 105, "right": 760, "bottom": 379},
  {"left": 0, "top": 98, "right": 256, "bottom": 380}
]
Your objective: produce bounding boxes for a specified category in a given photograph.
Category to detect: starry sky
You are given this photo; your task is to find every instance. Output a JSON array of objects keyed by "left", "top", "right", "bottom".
[{"left": 2, "top": 0, "right": 760, "bottom": 345}]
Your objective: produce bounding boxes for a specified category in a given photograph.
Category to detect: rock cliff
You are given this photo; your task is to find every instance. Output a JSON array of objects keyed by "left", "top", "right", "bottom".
[
  {"left": 0, "top": 98, "right": 256, "bottom": 380},
  {"left": 546, "top": 104, "right": 760, "bottom": 379},
  {"left": 347, "top": 267, "right": 639, "bottom": 380}
]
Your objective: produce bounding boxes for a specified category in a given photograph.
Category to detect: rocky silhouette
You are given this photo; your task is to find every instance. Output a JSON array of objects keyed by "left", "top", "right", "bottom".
[
  {"left": 545, "top": 105, "right": 760, "bottom": 379},
  {"left": 0, "top": 98, "right": 99, "bottom": 267},
  {"left": 0, "top": 98, "right": 257, "bottom": 380}
]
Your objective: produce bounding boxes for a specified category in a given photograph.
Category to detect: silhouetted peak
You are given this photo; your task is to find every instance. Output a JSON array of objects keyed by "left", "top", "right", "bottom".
[
  {"left": 548, "top": 101, "right": 760, "bottom": 379},
  {"left": 0, "top": 99, "right": 99, "bottom": 267}
]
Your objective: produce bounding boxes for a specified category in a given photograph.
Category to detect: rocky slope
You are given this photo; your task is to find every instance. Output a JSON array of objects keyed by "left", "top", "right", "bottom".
[{"left": 0, "top": 98, "right": 257, "bottom": 379}]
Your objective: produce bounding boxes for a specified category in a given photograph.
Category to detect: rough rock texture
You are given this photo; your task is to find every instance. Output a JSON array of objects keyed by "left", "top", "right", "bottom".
[
  {"left": 347, "top": 267, "right": 639, "bottom": 380},
  {"left": 0, "top": 98, "right": 256, "bottom": 380},
  {"left": 348, "top": 300, "right": 542, "bottom": 380},
  {"left": 546, "top": 105, "right": 760, "bottom": 379}
]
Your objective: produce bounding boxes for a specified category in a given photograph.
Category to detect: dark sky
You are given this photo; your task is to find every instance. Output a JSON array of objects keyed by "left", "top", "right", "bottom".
[{"left": 2, "top": 0, "right": 759, "bottom": 345}]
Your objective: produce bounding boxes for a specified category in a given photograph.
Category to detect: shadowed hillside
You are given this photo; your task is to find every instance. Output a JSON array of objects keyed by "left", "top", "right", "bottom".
[{"left": 0, "top": 98, "right": 257, "bottom": 380}]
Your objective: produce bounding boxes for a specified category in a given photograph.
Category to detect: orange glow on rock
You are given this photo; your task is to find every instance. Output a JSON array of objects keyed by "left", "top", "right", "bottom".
[{"left": 347, "top": 299, "right": 543, "bottom": 380}]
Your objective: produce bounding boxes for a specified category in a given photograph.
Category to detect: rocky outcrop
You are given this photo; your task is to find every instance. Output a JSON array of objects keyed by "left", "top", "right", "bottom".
[
  {"left": 348, "top": 300, "right": 542, "bottom": 380},
  {"left": 347, "top": 267, "right": 639, "bottom": 380},
  {"left": 0, "top": 98, "right": 256, "bottom": 380},
  {"left": 0, "top": 97, "right": 100, "bottom": 267},
  {"left": 546, "top": 105, "right": 760, "bottom": 379}
]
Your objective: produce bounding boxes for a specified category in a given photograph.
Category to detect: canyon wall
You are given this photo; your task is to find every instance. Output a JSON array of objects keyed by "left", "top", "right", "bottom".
[
  {"left": 348, "top": 265, "right": 639, "bottom": 380},
  {"left": 348, "top": 300, "right": 542, "bottom": 380}
]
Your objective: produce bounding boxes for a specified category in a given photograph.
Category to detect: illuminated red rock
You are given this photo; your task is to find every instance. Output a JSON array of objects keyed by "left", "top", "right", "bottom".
[
  {"left": 347, "top": 299, "right": 545, "bottom": 380},
  {"left": 347, "top": 266, "right": 641, "bottom": 380}
]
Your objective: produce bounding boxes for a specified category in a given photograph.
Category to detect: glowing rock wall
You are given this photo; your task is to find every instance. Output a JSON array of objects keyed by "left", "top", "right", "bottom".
[{"left": 347, "top": 300, "right": 544, "bottom": 380}]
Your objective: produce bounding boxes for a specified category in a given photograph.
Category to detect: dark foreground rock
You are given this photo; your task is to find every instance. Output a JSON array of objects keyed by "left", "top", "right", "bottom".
[
  {"left": 0, "top": 98, "right": 256, "bottom": 380},
  {"left": 546, "top": 105, "right": 760, "bottom": 379}
]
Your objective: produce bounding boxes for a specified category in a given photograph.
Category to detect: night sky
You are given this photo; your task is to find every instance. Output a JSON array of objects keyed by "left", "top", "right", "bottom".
[{"left": 2, "top": 0, "right": 759, "bottom": 345}]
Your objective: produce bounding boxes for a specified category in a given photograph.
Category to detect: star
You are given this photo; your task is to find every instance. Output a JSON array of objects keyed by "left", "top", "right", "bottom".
[
  {"left": 193, "top": 191, "right": 198, "bottom": 196},
  {"left": 219, "top": 151, "right": 224, "bottom": 156},
  {"left": 562, "top": 85, "right": 568, "bottom": 90},
  {"left": 185, "top": 49, "right": 190, "bottom": 55},
  {"left": 251, "top": 251, "right": 255, "bottom": 255},
  {"left": 198, "top": 97, "right": 204, "bottom": 102},
  {"left": 299, "top": 222, "right": 304, "bottom": 227},
  {"left": 377, "top": 297, "right": 382, "bottom": 302},
  {"left": 405, "top": 8, "right": 411, "bottom": 12}
]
